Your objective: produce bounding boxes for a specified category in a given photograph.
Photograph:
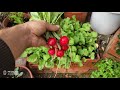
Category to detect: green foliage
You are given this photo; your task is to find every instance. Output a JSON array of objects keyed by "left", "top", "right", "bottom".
[
  {"left": 8, "top": 12, "right": 24, "bottom": 24},
  {"left": 12, "top": 67, "right": 23, "bottom": 78},
  {"left": 90, "top": 58, "right": 120, "bottom": 78},
  {"left": 60, "top": 16, "right": 98, "bottom": 60}
]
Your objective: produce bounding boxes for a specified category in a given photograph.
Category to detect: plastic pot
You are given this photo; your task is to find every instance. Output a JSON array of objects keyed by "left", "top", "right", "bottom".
[
  {"left": 64, "top": 12, "right": 88, "bottom": 23},
  {"left": 90, "top": 12, "right": 120, "bottom": 35}
]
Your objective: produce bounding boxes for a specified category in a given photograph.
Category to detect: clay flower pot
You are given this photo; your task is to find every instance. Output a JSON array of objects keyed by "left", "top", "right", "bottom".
[
  {"left": 2, "top": 12, "right": 30, "bottom": 28},
  {"left": 103, "top": 28, "right": 120, "bottom": 60},
  {"left": 27, "top": 54, "right": 100, "bottom": 77},
  {"left": 64, "top": 12, "right": 88, "bottom": 23},
  {"left": 15, "top": 58, "right": 33, "bottom": 78},
  {"left": 16, "top": 65, "right": 33, "bottom": 78}
]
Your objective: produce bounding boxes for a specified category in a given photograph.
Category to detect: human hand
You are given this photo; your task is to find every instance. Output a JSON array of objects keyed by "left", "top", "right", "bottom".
[
  {"left": 0, "top": 20, "right": 60, "bottom": 59},
  {"left": 25, "top": 20, "right": 60, "bottom": 47}
]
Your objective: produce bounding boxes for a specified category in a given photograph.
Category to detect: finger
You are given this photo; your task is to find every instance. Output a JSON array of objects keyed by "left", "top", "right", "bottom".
[
  {"left": 31, "top": 36, "right": 47, "bottom": 47},
  {"left": 46, "top": 23, "right": 60, "bottom": 31},
  {"left": 26, "top": 20, "right": 47, "bottom": 36},
  {"left": 37, "top": 37, "right": 47, "bottom": 47}
]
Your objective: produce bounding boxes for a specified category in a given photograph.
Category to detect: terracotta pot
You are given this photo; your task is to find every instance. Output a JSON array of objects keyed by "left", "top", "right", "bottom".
[
  {"left": 2, "top": 12, "right": 30, "bottom": 28},
  {"left": 16, "top": 65, "right": 33, "bottom": 78},
  {"left": 64, "top": 12, "right": 88, "bottom": 22},
  {"left": 27, "top": 54, "right": 100, "bottom": 77},
  {"left": 104, "top": 28, "right": 120, "bottom": 60}
]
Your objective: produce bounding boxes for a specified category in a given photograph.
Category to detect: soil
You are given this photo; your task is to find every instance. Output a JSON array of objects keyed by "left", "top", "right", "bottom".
[
  {"left": 97, "top": 34, "right": 112, "bottom": 58},
  {"left": 7, "top": 21, "right": 16, "bottom": 27},
  {"left": 34, "top": 72, "right": 91, "bottom": 78}
]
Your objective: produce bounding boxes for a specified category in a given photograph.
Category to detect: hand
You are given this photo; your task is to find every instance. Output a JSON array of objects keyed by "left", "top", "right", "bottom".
[
  {"left": 0, "top": 20, "right": 60, "bottom": 59},
  {"left": 25, "top": 20, "right": 59, "bottom": 47}
]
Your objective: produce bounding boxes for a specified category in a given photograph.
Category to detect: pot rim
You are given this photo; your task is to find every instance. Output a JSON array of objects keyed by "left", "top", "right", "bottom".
[{"left": 16, "top": 65, "right": 33, "bottom": 78}]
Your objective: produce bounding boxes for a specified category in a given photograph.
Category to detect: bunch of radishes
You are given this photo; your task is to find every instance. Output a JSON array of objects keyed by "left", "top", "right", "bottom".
[{"left": 48, "top": 36, "right": 69, "bottom": 57}]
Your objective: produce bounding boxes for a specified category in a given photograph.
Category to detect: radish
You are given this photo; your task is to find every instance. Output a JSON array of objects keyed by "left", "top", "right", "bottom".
[
  {"left": 60, "top": 36, "right": 69, "bottom": 46},
  {"left": 48, "top": 38, "right": 57, "bottom": 46},
  {"left": 61, "top": 45, "right": 69, "bottom": 51},
  {"left": 48, "top": 48, "right": 55, "bottom": 55},
  {"left": 57, "top": 50, "right": 64, "bottom": 57}
]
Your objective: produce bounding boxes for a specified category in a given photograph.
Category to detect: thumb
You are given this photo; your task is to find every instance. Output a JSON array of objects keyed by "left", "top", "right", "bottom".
[{"left": 46, "top": 23, "right": 60, "bottom": 31}]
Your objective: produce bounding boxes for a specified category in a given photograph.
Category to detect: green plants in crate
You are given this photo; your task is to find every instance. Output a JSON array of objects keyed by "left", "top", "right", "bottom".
[
  {"left": 21, "top": 14, "right": 98, "bottom": 70},
  {"left": 8, "top": 12, "right": 29, "bottom": 26},
  {"left": 116, "top": 34, "right": 120, "bottom": 55},
  {"left": 90, "top": 58, "right": 120, "bottom": 78}
]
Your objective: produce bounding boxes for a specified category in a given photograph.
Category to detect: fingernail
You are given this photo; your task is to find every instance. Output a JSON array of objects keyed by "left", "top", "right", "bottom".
[{"left": 56, "top": 25, "right": 60, "bottom": 29}]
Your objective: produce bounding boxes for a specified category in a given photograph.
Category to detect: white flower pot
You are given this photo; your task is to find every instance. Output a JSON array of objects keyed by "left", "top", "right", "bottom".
[{"left": 90, "top": 12, "right": 120, "bottom": 35}]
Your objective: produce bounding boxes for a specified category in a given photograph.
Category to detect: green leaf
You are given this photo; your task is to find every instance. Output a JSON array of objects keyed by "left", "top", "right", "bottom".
[
  {"left": 63, "top": 24, "right": 69, "bottom": 31},
  {"left": 30, "top": 12, "right": 40, "bottom": 21},
  {"left": 78, "top": 61, "right": 83, "bottom": 67},
  {"left": 88, "top": 46, "right": 94, "bottom": 53},
  {"left": 82, "top": 22, "right": 91, "bottom": 27},
  {"left": 79, "top": 33, "right": 85, "bottom": 45},
  {"left": 82, "top": 57, "right": 87, "bottom": 62},
  {"left": 82, "top": 48, "right": 89, "bottom": 56},
  {"left": 16, "top": 72, "right": 23, "bottom": 78},
  {"left": 73, "top": 55, "right": 81, "bottom": 63},
  {"left": 38, "top": 60, "right": 46, "bottom": 70},
  {"left": 89, "top": 52, "right": 95, "bottom": 60},
  {"left": 45, "top": 61, "right": 54, "bottom": 68},
  {"left": 64, "top": 58, "right": 71, "bottom": 69},
  {"left": 27, "top": 54, "right": 38, "bottom": 63},
  {"left": 74, "top": 36, "right": 79, "bottom": 44},
  {"left": 74, "top": 21, "right": 81, "bottom": 30},
  {"left": 78, "top": 49, "right": 84, "bottom": 56},
  {"left": 69, "top": 24, "right": 74, "bottom": 31},
  {"left": 91, "top": 32, "right": 98, "bottom": 37},
  {"left": 20, "top": 51, "right": 28, "bottom": 58},
  {"left": 69, "top": 37, "right": 74, "bottom": 45},
  {"left": 71, "top": 46, "right": 77, "bottom": 52},
  {"left": 43, "top": 54, "right": 50, "bottom": 61},
  {"left": 72, "top": 15, "right": 77, "bottom": 21}
]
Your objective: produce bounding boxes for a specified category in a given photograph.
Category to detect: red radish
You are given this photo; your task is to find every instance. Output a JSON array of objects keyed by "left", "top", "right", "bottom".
[
  {"left": 48, "top": 48, "right": 55, "bottom": 55},
  {"left": 61, "top": 45, "right": 69, "bottom": 51},
  {"left": 60, "top": 36, "right": 69, "bottom": 46},
  {"left": 57, "top": 50, "right": 64, "bottom": 57},
  {"left": 48, "top": 38, "right": 57, "bottom": 46}
]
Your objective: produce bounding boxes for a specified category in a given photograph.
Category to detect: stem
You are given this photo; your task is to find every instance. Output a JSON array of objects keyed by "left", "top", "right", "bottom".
[
  {"left": 52, "top": 32, "right": 60, "bottom": 40},
  {"left": 54, "top": 12, "right": 64, "bottom": 24},
  {"left": 57, "top": 43, "right": 61, "bottom": 50},
  {"left": 51, "top": 12, "right": 64, "bottom": 40},
  {"left": 54, "top": 67, "right": 58, "bottom": 78},
  {"left": 69, "top": 46, "right": 72, "bottom": 66},
  {"left": 54, "top": 58, "right": 60, "bottom": 78}
]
